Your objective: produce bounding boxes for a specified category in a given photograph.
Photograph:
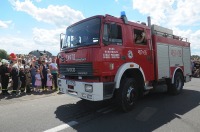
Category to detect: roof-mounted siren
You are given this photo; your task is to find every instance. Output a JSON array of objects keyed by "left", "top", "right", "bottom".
[{"left": 121, "top": 11, "right": 128, "bottom": 24}]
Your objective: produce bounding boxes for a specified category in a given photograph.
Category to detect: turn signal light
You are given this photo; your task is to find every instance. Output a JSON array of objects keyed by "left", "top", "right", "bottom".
[{"left": 109, "top": 63, "right": 114, "bottom": 70}]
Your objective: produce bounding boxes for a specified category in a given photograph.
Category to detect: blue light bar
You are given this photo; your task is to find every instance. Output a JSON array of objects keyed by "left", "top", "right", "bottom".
[
  {"left": 120, "top": 11, "right": 128, "bottom": 24},
  {"left": 121, "top": 11, "right": 126, "bottom": 17}
]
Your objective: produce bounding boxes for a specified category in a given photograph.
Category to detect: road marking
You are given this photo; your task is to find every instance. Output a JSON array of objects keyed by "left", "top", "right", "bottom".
[
  {"left": 43, "top": 121, "right": 78, "bottom": 132},
  {"left": 136, "top": 107, "right": 157, "bottom": 121}
]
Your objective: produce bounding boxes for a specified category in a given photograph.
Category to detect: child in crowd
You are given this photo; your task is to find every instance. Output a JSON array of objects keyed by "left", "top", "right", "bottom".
[
  {"left": 35, "top": 69, "right": 41, "bottom": 92},
  {"left": 19, "top": 66, "right": 26, "bottom": 93},
  {"left": 46, "top": 69, "right": 53, "bottom": 91}
]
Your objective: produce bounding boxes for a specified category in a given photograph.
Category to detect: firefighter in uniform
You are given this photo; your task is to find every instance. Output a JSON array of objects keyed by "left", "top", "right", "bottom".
[
  {"left": 0, "top": 59, "right": 10, "bottom": 95},
  {"left": 9, "top": 53, "right": 19, "bottom": 95}
]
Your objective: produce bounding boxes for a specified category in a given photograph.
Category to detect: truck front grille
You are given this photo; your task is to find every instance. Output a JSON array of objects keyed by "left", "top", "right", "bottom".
[{"left": 59, "top": 63, "right": 93, "bottom": 76}]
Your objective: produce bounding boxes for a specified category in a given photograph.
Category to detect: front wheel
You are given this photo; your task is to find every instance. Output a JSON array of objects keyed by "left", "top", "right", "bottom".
[
  {"left": 117, "top": 78, "right": 139, "bottom": 112},
  {"left": 168, "top": 72, "right": 184, "bottom": 95}
]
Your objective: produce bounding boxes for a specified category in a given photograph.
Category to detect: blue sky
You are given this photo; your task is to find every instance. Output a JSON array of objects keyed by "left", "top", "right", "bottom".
[{"left": 0, "top": 0, "right": 200, "bottom": 56}]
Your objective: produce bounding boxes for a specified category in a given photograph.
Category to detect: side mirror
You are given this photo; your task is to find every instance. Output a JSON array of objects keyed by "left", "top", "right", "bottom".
[
  {"left": 60, "top": 33, "right": 66, "bottom": 49},
  {"left": 60, "top": 38, "right": 63, "bottom": 48}
]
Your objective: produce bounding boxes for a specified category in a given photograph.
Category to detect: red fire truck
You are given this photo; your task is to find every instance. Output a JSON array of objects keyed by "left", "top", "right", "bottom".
[{"left": 57, "top": 12, "right": 191, "bottom": 111}]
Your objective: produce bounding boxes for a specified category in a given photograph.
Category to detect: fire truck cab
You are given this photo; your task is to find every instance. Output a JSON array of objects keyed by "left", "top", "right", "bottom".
[{"left": 58, "top": 12, "right": 191, "bottom": 112}]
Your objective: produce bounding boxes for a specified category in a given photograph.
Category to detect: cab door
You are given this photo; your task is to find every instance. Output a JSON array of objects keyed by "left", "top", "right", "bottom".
[{"left": 132, "top": 27, "right": 154, "bottom": 81}]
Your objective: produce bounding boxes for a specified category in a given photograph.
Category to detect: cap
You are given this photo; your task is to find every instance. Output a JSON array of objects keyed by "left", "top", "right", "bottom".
[
  {"left": 9, "top": 53, "right": 17, "bottom": 61},
  {"left": 1, "top": 59, "right": 9, "bottom": 64}
]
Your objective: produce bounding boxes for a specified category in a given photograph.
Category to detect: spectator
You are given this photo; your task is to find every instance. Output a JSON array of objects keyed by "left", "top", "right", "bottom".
[
  {"left": 40, "top": 59, "right": 48, "bottom": 91},
  {"left": 35, "top": 69, "right": 41, "bottom": 92},
  {"left": 19, "top": 66, "right": 26, "bottom": 93},
  {"left": 46, "top": 69, "right": 53, "bottom": 91},
  {"left": 21, "top": 55, "right": 26, "bottom": 65},
  {"left": 30, "top": 61, "right": 37, "bottom": 89},
  {"left": 49, "top": 57, "right": 58, "bottom": 90},
  {"left": 11, "top": 57, "right": 19, "bottom": 95},
  {"left": 25, "top": 65, "right": 31, "bottom": 93},
  {"left": 0, "top": 59, "right": 10, "bottom": 95},
  {"left": 18, "top": 58, "right": 22, "bottom": 68}
]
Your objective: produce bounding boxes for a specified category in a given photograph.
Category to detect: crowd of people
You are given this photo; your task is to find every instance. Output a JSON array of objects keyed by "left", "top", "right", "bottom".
[
  {"left": 0, "top": 53, "right": 58, "bottom": 96},
  {"left": 192, "top": 58, "right": 200, "bottom": 78}
]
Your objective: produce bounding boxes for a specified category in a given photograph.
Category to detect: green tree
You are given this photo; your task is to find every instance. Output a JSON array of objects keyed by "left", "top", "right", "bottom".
[
  {"left": 191, "top": 55, "right": 200, "bottom": 60},
  {"left": 0, "top": 49, "right": 8, "bottom": 60}
]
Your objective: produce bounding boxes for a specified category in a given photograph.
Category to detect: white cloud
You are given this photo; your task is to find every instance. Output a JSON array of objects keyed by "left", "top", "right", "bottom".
[
  {"left": 32, "top": 27, "right": 64, "bottom": 55},
  {"left": 6, "top": 0, "right": 85, "bottom": 55},
  {"left": 0, "top": 29, "right": 60, "bottom": 55},
  {"left": 133, "top": 0, "right": 174, "bottom": 25},
  {"left": 192, "top": 51, "right": 200, "bottom": 56},
  {"left": 0, "top": 27, "right": 64, "bottom": 56},
  {"left": 132, "top": 0, "right": 200, "bottom": 55},
  {"left": 0, "top": 20, "right": 12, "bottom": 28},
  {"left": 173, "top": 28, "right": 200, "bottom": 54},
  {"left": 132, "top": 0, "right": 200, "bottom": 27},
  {"left": 0, "top": 37, "right": 34, "bottom": 54},
  {"left": 10, "top": 0, "right": 85, "bottom": 28},
  {"left": 168, "top": 0, "right": 200, "bottom": 27},
  {"left": 35, "top": 0, "right": 42, "bottom": 2}
]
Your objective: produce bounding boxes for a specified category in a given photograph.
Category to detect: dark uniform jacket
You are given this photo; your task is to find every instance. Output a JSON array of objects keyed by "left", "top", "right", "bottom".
[
  {"left": 19, "top": 70, "right": 26, "bottom": 87},
  {"left": 0, "top": 65, "right": 10, "bottom": 80}
]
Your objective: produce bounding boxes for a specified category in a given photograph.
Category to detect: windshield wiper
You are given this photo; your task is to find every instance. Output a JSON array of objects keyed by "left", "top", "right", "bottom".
[
  {"left": 74, "top": 42, "right": 81, "bottom": 46},
  {"left": 62, "top": 46, "right": 68, "bottom": 48}
]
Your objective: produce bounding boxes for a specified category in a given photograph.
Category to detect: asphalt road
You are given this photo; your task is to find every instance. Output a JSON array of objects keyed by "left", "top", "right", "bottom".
[{"left": 0, "top": 78, "right": 200, "bottom": 132}]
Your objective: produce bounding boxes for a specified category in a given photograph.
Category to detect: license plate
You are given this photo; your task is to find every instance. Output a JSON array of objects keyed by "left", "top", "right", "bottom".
[{"left": 66, "top": 80, "right": 76, "bottom": 86}]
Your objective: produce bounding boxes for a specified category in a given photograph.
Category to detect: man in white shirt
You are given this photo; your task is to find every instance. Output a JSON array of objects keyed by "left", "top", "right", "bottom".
[{"left": 49, "top": 57, "right": 58, "bottom": 90}]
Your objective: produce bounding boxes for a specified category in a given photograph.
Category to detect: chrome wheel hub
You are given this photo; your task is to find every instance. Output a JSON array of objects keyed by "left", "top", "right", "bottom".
[{"left": 127, "top": 86, "right": 135, "bottom": 105}]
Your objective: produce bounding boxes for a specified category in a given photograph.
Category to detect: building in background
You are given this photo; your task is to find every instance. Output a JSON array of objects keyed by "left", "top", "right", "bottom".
[{"left": 29, "top": 50, "right": 52, "bottom": 58}]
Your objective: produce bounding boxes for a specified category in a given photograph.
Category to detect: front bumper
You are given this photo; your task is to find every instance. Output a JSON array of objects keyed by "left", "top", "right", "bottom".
[{"left": 58, "top": 78, "right": 115, "bottom": 101}]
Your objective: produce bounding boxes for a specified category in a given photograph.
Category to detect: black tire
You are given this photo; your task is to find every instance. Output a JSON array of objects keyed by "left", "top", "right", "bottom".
[
  {"left": 168, "top": 72, "right": 184, "bottom": 95},
  {"left": 117, "top": 78, "right": 139, "bottom": 112}
]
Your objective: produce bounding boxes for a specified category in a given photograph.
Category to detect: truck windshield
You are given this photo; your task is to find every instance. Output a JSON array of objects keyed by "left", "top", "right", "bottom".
[{"left": 62, "top": 18, "right": 101, "bottom": 49}]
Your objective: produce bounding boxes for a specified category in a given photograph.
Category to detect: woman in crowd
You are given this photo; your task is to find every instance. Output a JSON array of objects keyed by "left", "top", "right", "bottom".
[
  {"left": 40, "top": 59, "right": 48, "bottom": 91},
  {"left": 30, "top": 60, "right": 37, "bottom": 90}
]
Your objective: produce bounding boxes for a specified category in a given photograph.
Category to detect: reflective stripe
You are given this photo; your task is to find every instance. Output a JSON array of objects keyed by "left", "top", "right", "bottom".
[{"left": 12, "top": 90, "right": 17, "bottom": 91}]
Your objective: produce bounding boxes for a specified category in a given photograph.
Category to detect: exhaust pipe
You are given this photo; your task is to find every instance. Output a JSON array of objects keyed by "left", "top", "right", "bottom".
[{"left": 147, "top": 16, "right": 151, "bottom": 27}]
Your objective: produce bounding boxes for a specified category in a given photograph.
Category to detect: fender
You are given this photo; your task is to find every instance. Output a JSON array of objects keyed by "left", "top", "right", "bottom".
[
  {"left": 171, "top": 67, "right": 184, "bottom": 84},
  {"left": 114, "top": 62, "right": 146, "bottom": 89}
]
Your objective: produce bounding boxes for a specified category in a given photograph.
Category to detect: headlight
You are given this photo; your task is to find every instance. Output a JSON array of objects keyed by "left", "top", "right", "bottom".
[{"left": 85, "top": 84, "right": 93, "bottom": 93}]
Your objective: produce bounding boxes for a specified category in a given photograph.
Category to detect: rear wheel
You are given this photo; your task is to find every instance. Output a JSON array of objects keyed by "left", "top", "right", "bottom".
[
  {"left": 167, "top": 72, "right": 184, "bottom": 95},
  {"left": 117, "top": 78, "right": 139, "bottom": 112}
]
